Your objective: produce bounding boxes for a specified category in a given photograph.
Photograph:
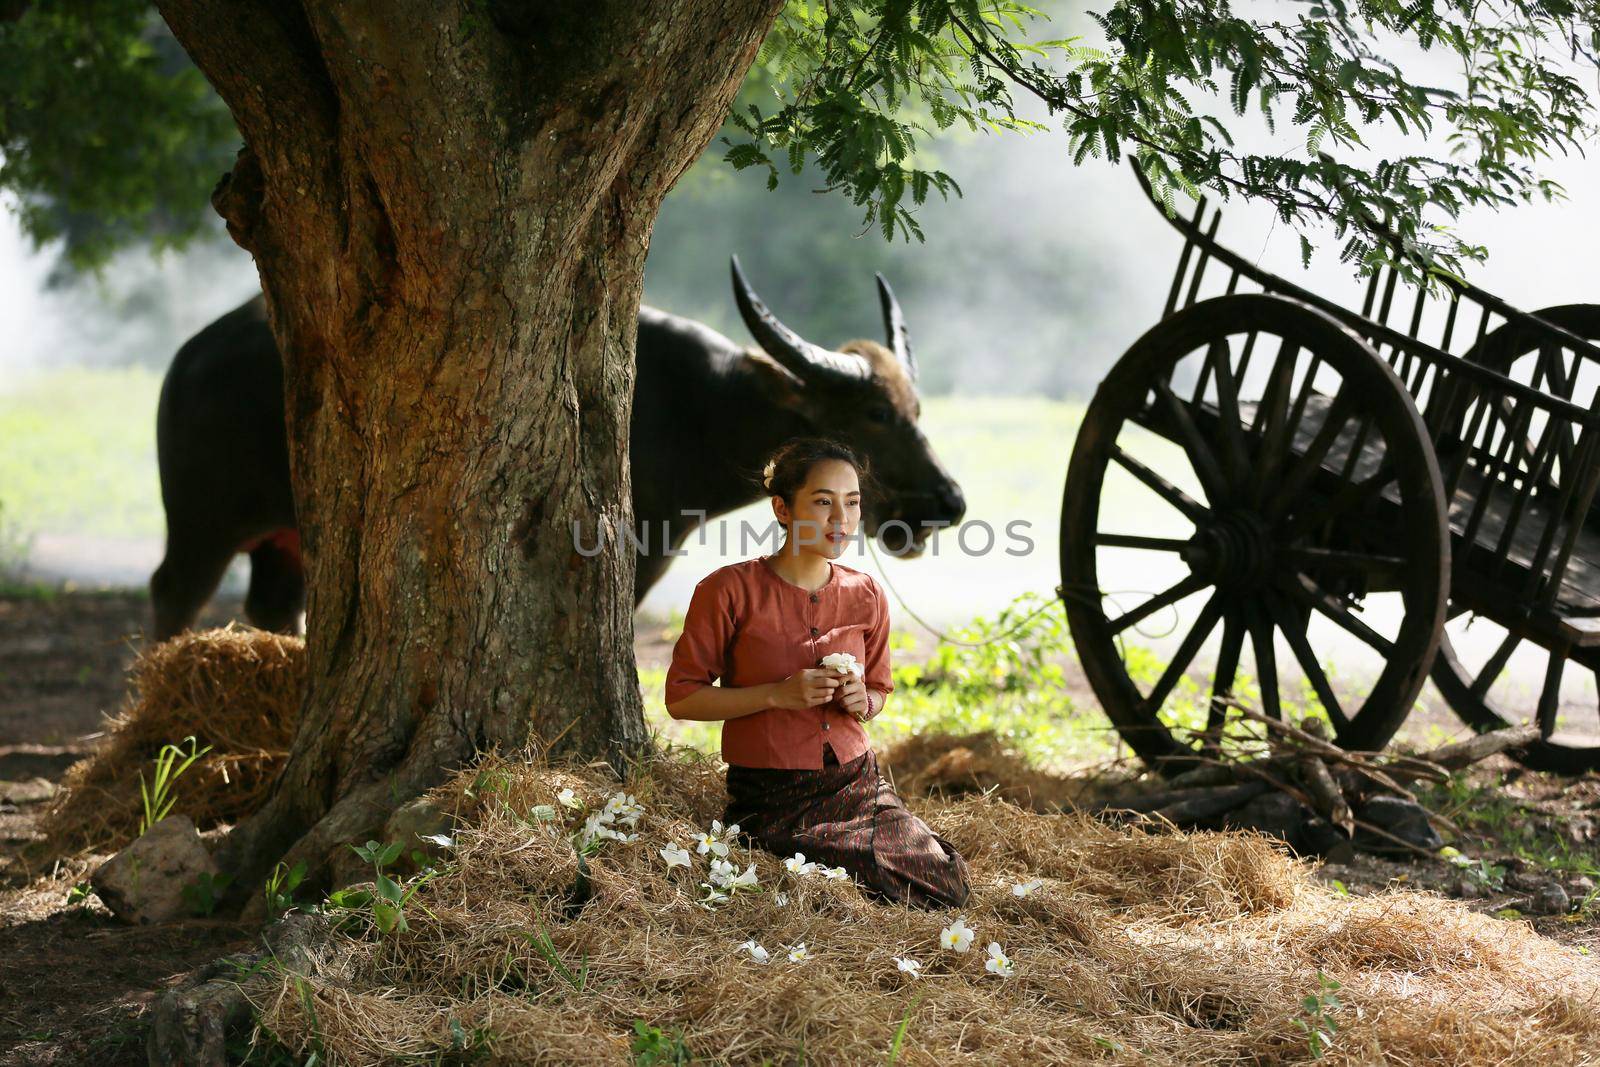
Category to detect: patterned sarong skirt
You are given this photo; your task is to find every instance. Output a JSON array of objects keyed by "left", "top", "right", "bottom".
[{"left": 724, "top": 743, "right": 971, "bottom": 909}]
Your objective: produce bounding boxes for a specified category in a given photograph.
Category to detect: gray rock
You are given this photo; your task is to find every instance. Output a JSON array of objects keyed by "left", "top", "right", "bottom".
[
  {"left": 1448, "top": 875, "right": 1483, "bottom": 900},
  {"left": 1300, "top": 816, "right": 1355, "bottom": 862},
  {"left": 1351, "top": 796, "right": 1443, "bottom": 856},
  {"left": 1226, "top": 791, "right": 1309, "bottom": 843},
  {"left": 91, "top": 815, "right": 219, "bottom": 924},
  {"left": 1527, "top": 881, "right": 1572, "bottom": 916},
  {"left": 0, "top": 777, "right": 56, "bottom": 804},
  {"left": 1568, "top": 874, "right": 1596, "bottom": 897},
  {"left": 382, "top": 797, "right": 455, "bottom": 872}
]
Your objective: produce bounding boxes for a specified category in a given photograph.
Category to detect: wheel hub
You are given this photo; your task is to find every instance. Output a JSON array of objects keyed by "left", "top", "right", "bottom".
[{"left": 1184, "top": 511, "right": 1274, "bottom": 590}]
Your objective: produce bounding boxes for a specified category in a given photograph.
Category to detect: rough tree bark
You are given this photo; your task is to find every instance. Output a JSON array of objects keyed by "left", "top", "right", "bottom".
[{"left": 152, "top": 0, "right": 785, "bottom": 893}]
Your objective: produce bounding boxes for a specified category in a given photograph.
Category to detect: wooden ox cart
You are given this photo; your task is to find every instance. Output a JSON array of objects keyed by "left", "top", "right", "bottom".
[{"left": 1060, "top": 172, "right": 1600, "bottom": 774}]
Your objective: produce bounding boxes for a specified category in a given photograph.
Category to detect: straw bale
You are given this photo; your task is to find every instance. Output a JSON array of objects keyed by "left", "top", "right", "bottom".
[
  {"left": 244, "top": 749, "right": 1600, "bottom": 1066},
  {"left": 42, "top": 625, "right": 304, "bottom": 853},
  {"left": 881, "top": 729, "right": 1090, "bottom": 812}
]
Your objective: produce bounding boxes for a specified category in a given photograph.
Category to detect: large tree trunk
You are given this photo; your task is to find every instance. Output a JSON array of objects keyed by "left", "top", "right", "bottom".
[{"left": 154, "top": 0, "right": 784, "bottom": 892}]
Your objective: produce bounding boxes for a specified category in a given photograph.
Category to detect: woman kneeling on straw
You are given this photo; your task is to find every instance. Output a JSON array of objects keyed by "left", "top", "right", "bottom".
[{"left": 665, "top": 436, "right": 970, "bottom": 909}]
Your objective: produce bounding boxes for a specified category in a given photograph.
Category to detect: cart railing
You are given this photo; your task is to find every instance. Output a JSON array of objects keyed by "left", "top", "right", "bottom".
[{"left": 1136, "top": 167, "right": 1600, "bottom": 615}]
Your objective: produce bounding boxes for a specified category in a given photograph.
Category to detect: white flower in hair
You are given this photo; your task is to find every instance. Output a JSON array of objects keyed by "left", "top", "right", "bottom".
[{"left": 820, "top": 652, "right": 863, "bottom": 678}]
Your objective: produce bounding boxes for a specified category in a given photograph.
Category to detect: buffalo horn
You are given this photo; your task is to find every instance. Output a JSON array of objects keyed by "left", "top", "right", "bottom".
[
  {"left": 875, "top": 272, "right": 917, "bottom": 382},
  {"left": 730, "top": 256, "right": 872, "bottom": 383}
]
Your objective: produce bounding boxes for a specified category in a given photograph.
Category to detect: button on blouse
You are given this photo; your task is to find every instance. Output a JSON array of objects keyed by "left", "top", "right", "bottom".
[{"left": 664, "top": 556, "right": 895, "bottom": 770}]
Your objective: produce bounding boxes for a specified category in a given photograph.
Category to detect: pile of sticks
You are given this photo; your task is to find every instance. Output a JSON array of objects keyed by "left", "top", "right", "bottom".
[{"left": 1097, "top": 711, "right": 1539, "bottom": 859}]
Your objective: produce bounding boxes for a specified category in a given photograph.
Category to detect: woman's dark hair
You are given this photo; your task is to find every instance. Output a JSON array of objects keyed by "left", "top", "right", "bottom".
[{"left": 753, "top": 436, "right": 878, "bottom": 506}]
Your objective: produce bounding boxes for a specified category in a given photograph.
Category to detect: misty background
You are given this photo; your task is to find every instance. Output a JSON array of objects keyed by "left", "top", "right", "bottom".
[{"left": 3, "top": 7, "right": 1598, "bottom": 645}]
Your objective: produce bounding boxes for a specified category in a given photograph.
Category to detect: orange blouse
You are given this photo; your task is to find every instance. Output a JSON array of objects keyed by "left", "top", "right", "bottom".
[{"left": 664, "top": 556, "right": 895, "bottom": 770}]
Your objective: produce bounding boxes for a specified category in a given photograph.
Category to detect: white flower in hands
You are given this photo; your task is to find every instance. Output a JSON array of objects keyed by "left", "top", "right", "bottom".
[
  {"left": 556, "top": 787, "right": 582, "bottom": 810},
  {"left": 985, "top": 941, "right": 1014, "bottom": 977},
  {"left": 820, "top": 652, "right": 863, "bottom": 677},
  {"left": 787, "top": 942, "right": 810, "bottom": 963},
  {"left": 894, "top": 956, "right": 923, "bottom": 978},
  {"left": 738, "top": 939, "right": 771, "bottom": 964},
  {"left": 659, "top": 843, "right": 691, "bottom": 869},
  {"left": 1011, "top": 879, "right": 1043, "bottom": 898},
  {"left": 940, "top": 917, "right": 975, "bottom": 953},
  {"left": 785, "top": 853, "right": 817, "bottom": 876}
]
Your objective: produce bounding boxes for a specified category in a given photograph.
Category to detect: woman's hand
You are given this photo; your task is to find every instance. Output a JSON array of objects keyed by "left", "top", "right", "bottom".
[
  {"left": 770, "top": 668, "right": 843, "bottom": 709},
  {"left": 833, "top": 671, "right": 869, "bottom": 721}
]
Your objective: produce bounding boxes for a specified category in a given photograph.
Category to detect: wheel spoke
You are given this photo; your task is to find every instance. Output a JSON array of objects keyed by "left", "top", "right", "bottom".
[
  {"left": 1469, "top": 630, "right": 1520, "bottom": 700},
  {"left": 1264, "top": 592, "right": 1350, "bottom": 729},
  {"left": 1206, "top": 609, "right": 1246, "bottom": 735},
  {"left": 1537, "top": 646, "right": 1567, "bottom": 737},
  {"left": 1111, "top": 446, "right": 1207, "bottom": 524},
  {"left": 1207, "top": 339, "right": 1251, "bottom": 490},
  {"left": 1281, "top": 547, "right": 1408, "bottom": 575},
  {"left": 1250, "top": 339, "right": 1300, "bottom": 500},
  {"left": 1245, "top": 601, "right": 1282, "bottom": 722},
  {"left": 1282, "top": 464, "right": 1398, "bottom": 541},
  {"left": 1143, "top": 591, "right": 1224, "bottom": 715},
  {"left": 1154, "top": 380, "right": 1229, "bottom": 506},
  {"left": 1277, "top": 572, "right": 1396, "bottom": 657},
  {"left": 1096, "top": 533, "right": 1191, "bottom": 553},
  {"left": 1107, "top": 573, "right": 1212, "bottom": 635},
  {"left": 1264, "top": 389, "right": 1355, "bottom": 520}
]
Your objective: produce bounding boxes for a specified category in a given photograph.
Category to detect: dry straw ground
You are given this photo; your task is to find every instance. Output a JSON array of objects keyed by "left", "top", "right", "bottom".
[{"left": 40, "top": 629, "right": 1600, "bottom": 1064}]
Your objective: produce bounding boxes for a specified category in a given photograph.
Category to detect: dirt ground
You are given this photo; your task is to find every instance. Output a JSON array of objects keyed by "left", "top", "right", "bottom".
[{"left": 3, "top": 589, "right": 1600, "bottom": 1064}]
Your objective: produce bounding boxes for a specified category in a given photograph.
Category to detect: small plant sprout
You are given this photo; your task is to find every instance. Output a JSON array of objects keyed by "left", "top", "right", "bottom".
[
  {"left": 894, "top": 955, "right": 923, "bottom": 978},
  {"left": 940, "top": 917, "right": 975, "bottom": 953},
  {"left": 786, "top": 942, "right": 810, "bottom": 963},
  {"left": 785, "top": 852, "right": 817, "bottom": 875},
  {"left": 1011, "top": 878, "right": 1043, "bottom": 897},
  {"left": 738, "top": 939, "right": 771, "bottom": 964},
  {"left": 262, "top": 859, "right": 307, "bottom": 920},
  {"left": 182, "top": 871, "right": 234, "bottom": 917},
  {"left": 324, "top": 840, "right": 441, "bottom": 937},
  {"left": 138, "top": 735, "right": 213, "bottom": 836},
  {"left": 659, "top": 843, "right": 692, "bottom": 869},
  {"left": 985, "top": 942, "right": 1015, "bottom": 977},
  {"left": 1295, "top": 970, "right": 1343, "bottom": 1059}
]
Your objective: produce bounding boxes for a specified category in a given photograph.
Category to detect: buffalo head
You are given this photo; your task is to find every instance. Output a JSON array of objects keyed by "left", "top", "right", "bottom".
[{"left": 730, "top": 256, "right": 965, "bottom": 557}]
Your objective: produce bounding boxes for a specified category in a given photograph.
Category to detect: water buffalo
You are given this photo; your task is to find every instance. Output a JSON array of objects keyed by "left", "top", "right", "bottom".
[{"left": 150, "top": 257, "right": 966, "bottom": 638}]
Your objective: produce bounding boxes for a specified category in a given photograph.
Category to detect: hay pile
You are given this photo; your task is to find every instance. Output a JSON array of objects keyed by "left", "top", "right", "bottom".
[
  {"left": 882, "top": 729, "right": 1092, "bottom": 811},
  {"left": 43, "top": 625, "right": 303, "bottom": 853},
  {"left": 246, "top": 750, "right": 1600, "bottom": 1065}
]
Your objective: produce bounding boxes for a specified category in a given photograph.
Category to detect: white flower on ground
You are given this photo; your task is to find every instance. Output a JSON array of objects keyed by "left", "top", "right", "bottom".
[
  {"left": 940, "top": 917, "right": 975, "bottom": 953},
  {"left": 894, "top": 956, "right": 923, "bottom": 978},
  {"left": 985, "top": 941, "right": 1014, "bottom": 977},
  {"left": 820, "top": 652, "right": 864, "bottom": 677},
  {"left": 604, "top": 792, "right": 644, "bottom": 827},
  {"left": 821, "top": 866, "right": 850, "bottom": 881},
  {"left": 728, "top": 863, "right": 759, "bottom": 890},
  {"left": 698, "top": 887, "right": 730, "bottom": 908},
  {"left": 774, "top": 892, "right": 789, "bottom": 907},
  {"left": 696, "top": 819, "right": 736, "bottom": 857},
  {"left": 785, "top": 853, "right": 817, "bottom": 876},
  {"left": 580, "top": 811, "right": 623, "bottom": 846},
  {"left": 556, "top": 787, "right": 582, "bottom": 810},
  {"left": 659, "top": 843, "right": 691, "bottom": 869},
  {"left": 787, "top": 942, "right": 810, "bottom": 963},
  {"left": 738, "top": 939, "right": 771, "bottom": 964},
  {"left": 1011, "top": 879, "right": 1043, "bottom": 897},
  {"left": 708, "top": 859, "right": 737, "bottom": 888}
]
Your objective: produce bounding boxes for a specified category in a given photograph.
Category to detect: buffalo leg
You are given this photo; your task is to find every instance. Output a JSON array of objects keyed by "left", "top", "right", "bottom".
[
  {"left": 150, "top": 537, "right": 238, "bottom": 641},
  {"left": 244, "top": 542, "right": 306, "bottom": 635}
]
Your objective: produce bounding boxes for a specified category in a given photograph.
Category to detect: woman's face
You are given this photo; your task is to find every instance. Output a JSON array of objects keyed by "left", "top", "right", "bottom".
[{"left": 773, "top": 459, "right": 861, "bottom": 560}]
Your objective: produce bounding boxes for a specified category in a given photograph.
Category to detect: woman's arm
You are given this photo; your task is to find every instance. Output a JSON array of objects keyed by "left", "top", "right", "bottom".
[{"left": 667, "top": 669, "right": 843, "bottom": 722}]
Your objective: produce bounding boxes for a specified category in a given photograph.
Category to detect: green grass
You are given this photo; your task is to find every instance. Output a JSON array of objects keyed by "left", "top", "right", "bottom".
[{"left": 0, "top": 366, "right": 165, "bottom": 540}]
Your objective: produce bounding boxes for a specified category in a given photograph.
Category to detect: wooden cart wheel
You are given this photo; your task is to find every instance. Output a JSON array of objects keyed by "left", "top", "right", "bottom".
[
  {"left": 1432, "top": 304, "right": 1600, "bottom": 773},
  {"left": 1061, "top": 293, "right": 1449, "bottom": 774}
]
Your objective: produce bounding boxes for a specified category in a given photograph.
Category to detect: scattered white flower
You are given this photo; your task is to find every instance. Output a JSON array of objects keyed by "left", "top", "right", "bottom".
[
  {"left": 696, "top": 819, "right": 737, "bottom": 857},
  {"left": 821, "top": 866, "right": 850, "bottom": 881},
  {"left": 940, "top": 917, "right": 976, "bottom": 953},
  {"left": 604, "top": 792, "right": 645, "bottom": 827},
  {"left": 659, "top": 843, "right": 691, "bottom": 869},
  {"left": 894, "top": 956, "right": 923, "bottom": 978},
  {"left": 581, "top": 811, "right": 622, "bottom": 845},
  {"left": 729, "top": 863, "right": 760, "bottom": 890},
  {"left": 698, "top": 888, "right": 731, "bottom": 908},
  {"left": 708, "top": 858, "right": 738, "bottom": 888},
  {"left": 984, "top": 941, "right": 1014, "bottom": 977},
  {"left": 774, "top": 892, "right": 789, "bottom": 907},
  {"left": 419, "top": 833, "right": 455, "bottom": 850},
  {"left": 556, "top": 787, "right": 582, "bottom": 810},
  {"left": 1011, "top": 879, "right": 1043, "bottom": 897},
  {"left": 785, "top": 853, "right": 817, "bottom": 876},
  {"left": 787, "top": 942, "right": 810, "bottom": 963},
  {"left": 820, "top": 652, "right": 864, "bottom": 677},
  {"left": 738, "top": 939, "right": 771, "bottom": 964}
]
